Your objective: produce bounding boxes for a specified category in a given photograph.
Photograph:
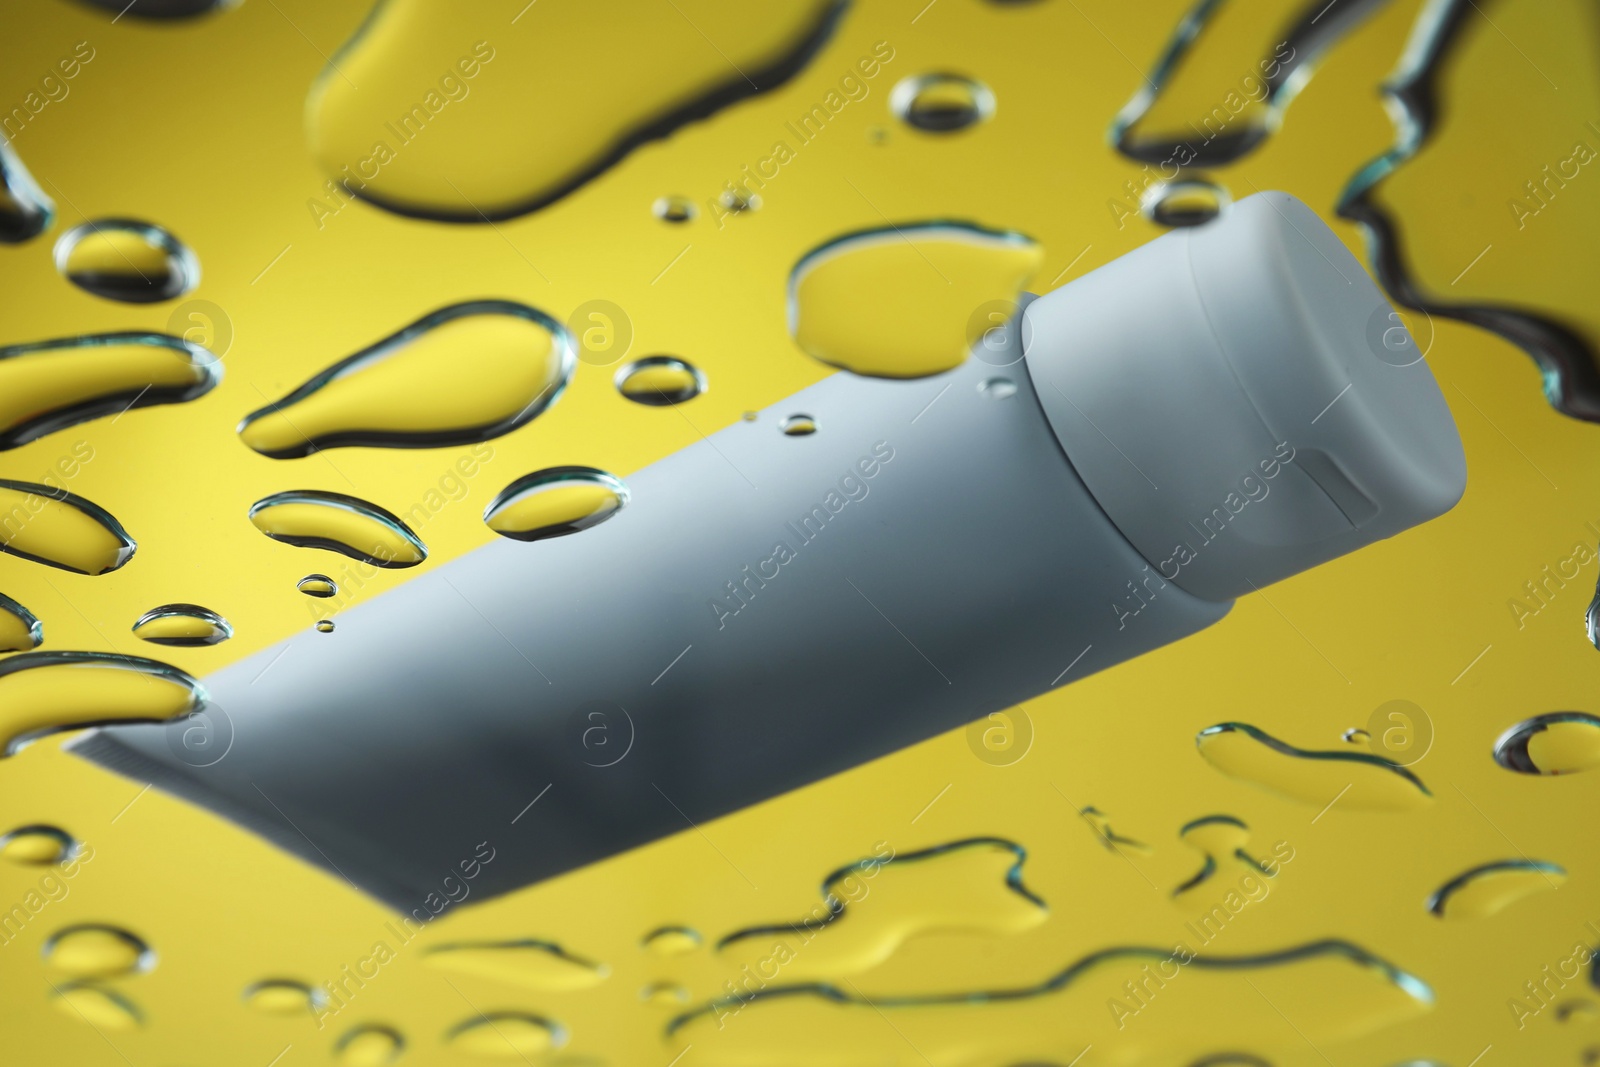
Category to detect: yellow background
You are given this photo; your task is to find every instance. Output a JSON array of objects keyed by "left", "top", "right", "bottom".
[{"left": 1, "top": 0, "right": 1597, "bottom": 1064}]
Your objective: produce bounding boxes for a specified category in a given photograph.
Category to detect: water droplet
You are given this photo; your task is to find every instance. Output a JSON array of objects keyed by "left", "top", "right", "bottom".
[
  {"left": 54, "top": 219, "right": 199, "bottom": 303},
  {"left": 1078, "top": 806, "right": 1151, "bottom": 855},
  {"left": 43, "top": 924, "right": 155, "bottom": 978},
  {"left": 978, "top": 377, "right": 1016, "bottom": 399},
  {"left": 446, "top": 1013, "right": 564, "bottom": 1058},
  {"left": 0, "top": 139, "right": 53, "bottom": 244},
  {"left": 1557, "top": 1000, "right": 1597, "bottom": 1023},
  {"left": 789, "top": 222, "right": 1041, "bottom": 378},
  {"left": 423, "top": 940, "right": 608, "bottom": 992},
  {"left": 0, "top": 592, "right": 42, "bottom": 652},
  {"left": 1338, "top": 1, "right": 1600, "bottom": 423},
  {"left": 132, "top": 604, "right": 232, "bottom": 647},
  {"left": 80, "top": 0, "right": 239, "bottom": 15},
  {"left": 718, "top": 839, "right": 1045, "bottom": 978},
  {"left": 238, "top": 301, "right": 574, "bottom": 458},
  {"left": 741, "top": 411, "right": 758, "bottom": 422},
  {"left": 653, "top": 197, "right": 696, "bottom": 223},
  {"left": 1142, "top": 179, "right": 1230, "bottom": 228},
  {"left": 615, "top": 356, "right": 706, "bottom": 406},
  {"left": 242, "top": 979, "right": 326, "bottom": 1015},
  {"left": 719, "top": 188, "right": 762, "bottom": 215},
  {"left": 1343, "top": 727, "right": 1371, "bottom": 744},
  {"left": 1173, "top": 815, "right": 1275, "bottom": 898},
  {"left": 890, "top": 73, "right": 995, "bottom": 132},
  {"left": 315, "top": 620, "right": 336, "bottom": 634},
  {"left": 780, "top": 414, "right": 818, "bottom": 436},
  {"left": 1493, "top": 712, "right": 1600, "bottom": 775},
  {"left": 248, "top": 490, "right": 427, "bottom": 568},
  {"left": 0, "top": 331, "right": 221, "bottom": 450},
  {"left": 306, "top": 2, "right": 848, "bottom": 219},
  {"left": 1426, "top": 860, "right": 1566, "bottom": 920},
  {"left": 669, "top": 940, "right": 1432, "bottom": 1061},
  {"left": 1110, "top": 1, "right": 1377, "bottom": 167},
  {"left": 51, "top": 982, "right": 141, "bottom": 1030},
  {"left": 641, "top": 981, "right": 690, "bottom": 1005},
  {"left": 298, "top": 574, "right": 338, "bottom": 598},
  {"left": 1197, "top": 722, "right": 1432, "bottom": 812},
  {"left": 336, "top": 1025, "right": 406, "bottom": 1066},
  {"left": 0, "top": 650, "right": 204, "bottom": 755},
  {"left": 0, "top": 824, "right": 77, "bottom": 865},
  {"left": 484, "top": 468, "right": 629, "bottom": 543},
  {"left": 0, "top": 480, "right": 136, "bottom": 575},
  {"left": 641, "top": 926, "right": 701, "bottom": 956}
]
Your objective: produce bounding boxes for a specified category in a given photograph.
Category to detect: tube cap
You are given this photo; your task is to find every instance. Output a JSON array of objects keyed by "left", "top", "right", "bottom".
[{"left": 1021, "top": 191, "right": 1465, "bottom": 603}]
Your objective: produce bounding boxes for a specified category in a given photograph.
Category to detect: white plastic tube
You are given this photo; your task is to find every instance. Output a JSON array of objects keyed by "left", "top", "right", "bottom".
[{"left": 74, "top": 193, "right": 1465, "bottom": 909}]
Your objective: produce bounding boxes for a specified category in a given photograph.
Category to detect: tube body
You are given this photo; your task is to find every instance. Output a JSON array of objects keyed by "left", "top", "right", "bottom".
[{"left": 75, "top": 353, "right": 1228, "bottom": 909}]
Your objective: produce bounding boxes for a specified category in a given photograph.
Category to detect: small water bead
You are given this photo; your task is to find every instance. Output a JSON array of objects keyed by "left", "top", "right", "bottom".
[
  {"left": 249, "top": 490, "right": 427, "bottom": 569},
  {"left": 0, "top": 592, "right": 42, "bottom": 651},
  {"left": 0, "top": 140, "right": 53, "bottom": 244},
  {"left": 298, "top": 574, "right": 338, "bottom": 598},
  {"left": 0, "top": 331, "right": 221, "bottom": 450},
  {"left": 237, "top": 301, "right": 574, "bottom": 459},
  {"left": 132, "top": 604, "right": 232, "bottom": 647},
  {"left": 0, "top": 480, "right": 136, "bottom": 575},
  {"left": 336, "top": 1025, "right": 406, "bottom": 1066},
  {"left": 978, "top": 377, "right": 1016, "bottom": 399},
  {"left": 0, "top": 650, "right": 204, "bottom": 756},
  {"left": 615, "top": 356, "right": 706, "bottom": 406},
  {"left": 789, "top": 222, "right": 1041, "bottom": 379},
  {"left": 43, "top": 924, "right": 155, "bottom": 978},
  {"left": 54, "top": 219, "right": 199, "bottom": 303},
  {"left": 1343, "top": 728, "right": 1372, "bottom": 744},
  {"left": 780, "top": 414, "right": 818, "bottom": 436},
  {"left": 484, "top": 468, "right": 629, "bottom": 543},
  {"left": 641, "top": 926, "right": 702, "bottom": 956},
  {"left": 51, "top": 982, "right": 141, "bottom": 1030},
  {"left": 1493, "top": 712, "right": 1600, "bottom": 775},
  {"left": 653, "top": 196, "right": 696, "bottom": 223},
  {"left": 243, "top": 978, "right": 327, "bottom": 1015},
  {"left": 718, "top": 188, "right": 761, "bottom": 215},
  {"left": 1141, "top": 179, "right": 1230, "bottom": 228},
  {"left": 890, "top": 73, "right": 995, "bottom": 133},
  {"left": 641, "top": 981, "right": 690, "bottom": 1005},
  {"left": 0, "top": 824, "right": 77, "bottom": 865},
  {"left": 316, "top": 620, "right": 336, "bottom": 634},
  {"left": 446, "top": 1013, "right": 564, "bottom": 1058}
]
